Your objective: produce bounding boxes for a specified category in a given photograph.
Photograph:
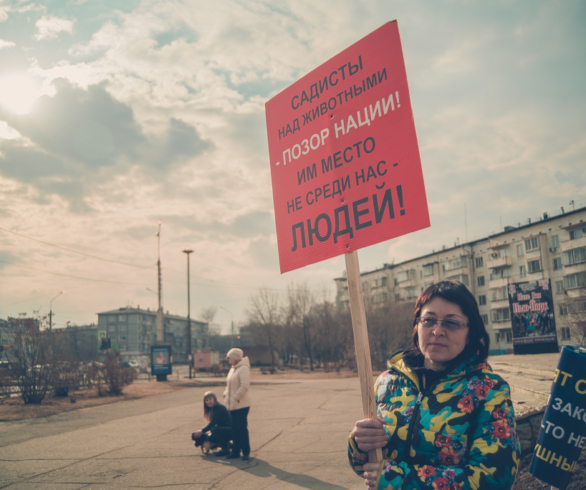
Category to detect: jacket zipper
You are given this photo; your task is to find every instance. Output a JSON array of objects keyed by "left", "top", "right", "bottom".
[
  {"left": 405, "top": 391, "right": 423, "bottom": 463},
  {"left": 399, "top": 368, "right": 464, "bottom": 464}
]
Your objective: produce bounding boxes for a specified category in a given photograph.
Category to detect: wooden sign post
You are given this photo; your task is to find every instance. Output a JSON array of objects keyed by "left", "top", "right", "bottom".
[{"left": 345, "top": 250, "right": 382, "bottom": 463}]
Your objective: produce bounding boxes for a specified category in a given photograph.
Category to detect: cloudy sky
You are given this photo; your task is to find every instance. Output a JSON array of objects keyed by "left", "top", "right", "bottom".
[{"left": 0, "top": 0, "right": 585, "bottom": 333}]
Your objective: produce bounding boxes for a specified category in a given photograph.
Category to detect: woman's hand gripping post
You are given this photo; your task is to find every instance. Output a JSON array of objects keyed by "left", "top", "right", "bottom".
[{"left": 352, "top": 414, "right": 388, "bottom": 489}]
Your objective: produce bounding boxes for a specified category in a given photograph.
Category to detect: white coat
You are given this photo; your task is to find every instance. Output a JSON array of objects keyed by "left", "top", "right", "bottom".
[{"left": 223, "top": 356, "right": 251, "bottom": 411}]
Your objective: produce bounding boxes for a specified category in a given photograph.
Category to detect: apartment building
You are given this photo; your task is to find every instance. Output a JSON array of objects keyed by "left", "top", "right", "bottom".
[
  {"left": 97, "top": 307, "right": 207, "bottom": 362},
  {"left": 334, "top": 205, "right": 586, "bottom": 355}
]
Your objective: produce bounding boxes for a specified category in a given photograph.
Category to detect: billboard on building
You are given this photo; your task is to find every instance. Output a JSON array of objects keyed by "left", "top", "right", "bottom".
[{"left": 508, "top": 279, "right": 558, "bottom": 353}]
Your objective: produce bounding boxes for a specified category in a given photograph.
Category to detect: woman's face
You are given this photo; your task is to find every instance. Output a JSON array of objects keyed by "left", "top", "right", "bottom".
[
  {"left": 417, "top": 297, "right": 469, "bottom": 370},
  {"left": 205, "top": 396, "right": 215, "bottom": 407},
  {"left": 227, "top": 357, "right": 238, "bottom": 366}
]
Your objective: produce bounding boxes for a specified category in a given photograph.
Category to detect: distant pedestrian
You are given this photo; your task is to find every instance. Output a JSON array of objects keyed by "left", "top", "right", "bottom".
[
  {"left": 223, "top": 348, "right": 251, "bottom": 461},
  {"left": 191, "top": 391, "right": 232, "bottom": 456}
]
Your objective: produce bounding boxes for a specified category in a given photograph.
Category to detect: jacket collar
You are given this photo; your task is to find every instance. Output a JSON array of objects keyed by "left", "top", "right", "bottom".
[{"left": 387, "top": 350, "right": 490, "bottom": 387}]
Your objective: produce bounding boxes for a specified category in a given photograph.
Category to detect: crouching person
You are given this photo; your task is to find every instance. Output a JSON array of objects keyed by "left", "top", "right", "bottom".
[{"left": 191, "top": 391, "right": 232, "bottom": 456}]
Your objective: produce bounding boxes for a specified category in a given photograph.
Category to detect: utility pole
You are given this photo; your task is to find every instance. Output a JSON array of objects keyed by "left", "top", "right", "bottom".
[
  {"left": 156, "top": 220, "right": 164, "bottom": 345},
  {"left": 49, "top": 290, "right": 64, "bottom": 330},
  {"left": 183, "top": 249, "right": 193, "bottom": 379}
]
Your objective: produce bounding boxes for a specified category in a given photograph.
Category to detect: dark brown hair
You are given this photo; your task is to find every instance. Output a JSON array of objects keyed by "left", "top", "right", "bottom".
[
  {"left": 409, "top": 280, "right": 490, "bottom": 363},
  {"left": 203, "top": 391, "right": 217, "bottom": 421}
]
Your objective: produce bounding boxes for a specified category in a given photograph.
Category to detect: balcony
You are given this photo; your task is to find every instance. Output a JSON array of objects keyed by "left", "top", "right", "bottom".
[
  {"left": 396, "top": 278, "right": 417, "bottom": 288},
  {"left": 561, "top": 236, "right": 586, "bottom": 253},
  {"left": 490, "top": 299, "right": 510, "bottom": 310},
  {"left": 564, "top": 262, "right": 586, "bottom": 274},
  {"left": 489, "top": 276, "right": 513, "bottom": 289},
  {"left": 487, "top": 256, "right": 512, "bottom": 269},
  {"left": 492, "top": 321, "right": 512, "bottom": 331},
  {"left": 488, "top": 239, "right": 509, "bottom": 249}
]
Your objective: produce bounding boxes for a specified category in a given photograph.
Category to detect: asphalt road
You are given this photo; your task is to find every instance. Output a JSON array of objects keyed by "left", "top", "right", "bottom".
[{"left": 0, "top": 353, "right": 562, "bottom": 490}]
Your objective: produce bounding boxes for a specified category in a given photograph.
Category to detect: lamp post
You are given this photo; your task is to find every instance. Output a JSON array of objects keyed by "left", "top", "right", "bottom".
[
  {"left": 49, "top": 290, "right": 65, "bottom": 330},
  {"left": 220, "top": 306, "right": 234, "bottom": 347},
  {"left": 183, "top": 249, "right": 193, "bottom": 379}
]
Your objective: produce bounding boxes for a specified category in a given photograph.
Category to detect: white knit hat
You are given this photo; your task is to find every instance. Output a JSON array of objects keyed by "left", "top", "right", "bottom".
[{"left": 226, "top": 348, "right": 243, "bottom": 362}]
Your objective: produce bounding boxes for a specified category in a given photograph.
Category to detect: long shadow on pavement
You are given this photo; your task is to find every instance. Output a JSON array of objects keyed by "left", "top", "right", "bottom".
[{"left": 240, "top": 458, "right": 350, "bottom": 490}]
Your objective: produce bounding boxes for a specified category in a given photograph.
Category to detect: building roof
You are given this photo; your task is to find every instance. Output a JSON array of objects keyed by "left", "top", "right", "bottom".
[{"left": 96, "top": 306, "right": 206, "bottom": 324}]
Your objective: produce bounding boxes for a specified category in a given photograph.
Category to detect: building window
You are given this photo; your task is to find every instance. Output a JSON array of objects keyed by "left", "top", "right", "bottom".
[
  {"left": 490, "top": 269, "right": 512, "bottom": 280},
  {"left": 525, "top": 237, "right": 539, "bottom": 251},
  {"left": 475, "top": 257, "right": 483, "bottom": 268},
  {"left": 551, "top": 235, "right": 560, "bottom": 248},
  {"left": 396, "top": 270, "right": 415, "bottom": 283},
  {"left": 499, "top": 248, "right": 509, "bottom": 258},
  {"left": 506, "top": 332, "right": 513, "bottom": 343},
  {"left": 477, "top": 276, "right": 485, "bottom": 287},
  {"left": 446, "top": 274, "right": 469, "bottom": 286},
  {"left": 562, "top": 247, "right": 586, "bottom": 266},
  {"left": 553, "top": 257, "right": 562, "bottom": 271},
  {"left": 395, "top": 294, "right": 400, "bottom": 302},
  {"left": 495, "top": 333, "right": 500, "bottom": 343},
  {"left": 570, "top": 228, "right": 584, "bottom": 240},
  {"left": 108, "top": 316, "right": 116, "bottom": 323},
  {"left": 520, "top": 265, "right": 526, "bottom": 277},
  {"left": 478, "top": 295, "right": 486, "bottom": 306},
  {"left": 481, "top": 314, "right": 488, "bottom": 325},
  {"left": 561, "top": 327, "right": 571, "bottom": 340},
  {"left": 492, "top": 287, "right": 507, "bottom": 301},
  {"left": 423, "top": 264, "right": 434, "bottom": 276},
  {"left": 492, "top": 308, "right": 510, "bottom": 323},
  {"left": 563, "top": 272, "right": 586, "bottom": 290},
  {"left": 118, "top": 315, "right": 127, "bottom": 322},
  {"left": 442, "top": 257, "right": 467, "bottom": 272},
  {"left": 527, "top": 259, "right": 541, "bottom": 274},
  {"left": 559, "top": 304, "right": 568, "bottom": 316},
  {"left": 517, "top": 244, "right": 524, "bottom": 257},
  {"left": 555, "top": 280, "right": 564, "bottom": 294}
]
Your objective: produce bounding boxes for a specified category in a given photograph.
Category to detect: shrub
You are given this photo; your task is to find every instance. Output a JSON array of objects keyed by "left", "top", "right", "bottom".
[
  {"left": 99, "top": 354, "right": 136, "bottom": 396},
  {"left": 52, "top": 361, "right": 82, "bottom": 397}
]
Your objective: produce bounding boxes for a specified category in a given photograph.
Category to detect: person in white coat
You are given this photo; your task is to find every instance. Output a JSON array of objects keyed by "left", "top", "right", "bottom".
[{"left": 223, "top": 348, "right": 252, "bottom": 461}]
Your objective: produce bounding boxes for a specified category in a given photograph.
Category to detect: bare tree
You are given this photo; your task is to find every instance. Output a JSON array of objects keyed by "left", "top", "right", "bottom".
[
  {"left": 199, "top": 306, "right": 221, "bottom": 348},
  {"left": 246, "top": 288, "right": 282, "bottom": 367},
  {"left": 364, "top": 299, "right": 415, "bottom": 370},
  {"left": 5, "top": 315, "right": 62, "bottom": 404},
  {"left": 285, "top": 283, "right": 316, "bottom": 370},
  {"left": 560, "top": 291, "right": 586, "bottom": 346}
]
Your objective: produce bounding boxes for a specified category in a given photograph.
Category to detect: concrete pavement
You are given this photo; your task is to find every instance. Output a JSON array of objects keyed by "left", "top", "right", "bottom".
[
  {"left": 0, "top": 378, "right": 367, "bottom": 490},
  {"left": 0, "top": 354, "right": 561, "bottom": 489}
]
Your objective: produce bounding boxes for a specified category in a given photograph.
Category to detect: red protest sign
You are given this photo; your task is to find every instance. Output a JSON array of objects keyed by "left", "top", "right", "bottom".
[{"left": 266, "top": 21, "right": 430, "bottom": 274}]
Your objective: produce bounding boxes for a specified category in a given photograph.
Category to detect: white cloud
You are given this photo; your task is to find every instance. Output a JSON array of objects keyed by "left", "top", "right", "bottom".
[
  {"left": 0, "top": 39, "right": 15, "bottom": 49},
  {"left": 35, "top": 15, "right": 74, "bottom": 40}
]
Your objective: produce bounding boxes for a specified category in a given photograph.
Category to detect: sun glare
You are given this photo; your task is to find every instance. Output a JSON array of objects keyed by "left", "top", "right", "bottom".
[{"left": 0, "top": 74, "right": 41, "bottom": 115}]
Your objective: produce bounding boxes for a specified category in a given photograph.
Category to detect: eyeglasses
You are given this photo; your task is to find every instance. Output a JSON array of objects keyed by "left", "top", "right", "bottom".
[{"left": 418, "top": 317, "right": 468, "bottom": 332}]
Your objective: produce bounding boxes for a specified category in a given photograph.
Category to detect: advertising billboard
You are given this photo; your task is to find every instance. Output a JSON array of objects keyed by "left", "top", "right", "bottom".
[
  {"left": 508, "top": 279, "right": 559, "bottom": 354},
  {"left": 151, "top": 345, "right": 172, "bottom": 376}
]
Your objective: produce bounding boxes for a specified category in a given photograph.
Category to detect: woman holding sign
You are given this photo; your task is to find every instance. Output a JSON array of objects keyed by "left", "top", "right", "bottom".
[{"left": 349, "top": 281, "right": 520, "bottom": 489}]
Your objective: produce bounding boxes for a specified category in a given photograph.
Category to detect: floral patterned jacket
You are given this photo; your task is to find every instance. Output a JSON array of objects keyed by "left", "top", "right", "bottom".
[{"left": 348, "top": 352, "right": 520, "bottom": 489}]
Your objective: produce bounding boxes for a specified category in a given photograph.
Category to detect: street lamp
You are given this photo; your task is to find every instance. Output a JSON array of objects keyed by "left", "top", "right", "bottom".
[
  {"left": 220, "top": 306, "right": 234, "bottom": 347},
  {"left": 49, "top": 290, "right": 65, "bottom": 330},
  {"left": 183, "top": 249, "right": 193, "bottom": 379}
]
